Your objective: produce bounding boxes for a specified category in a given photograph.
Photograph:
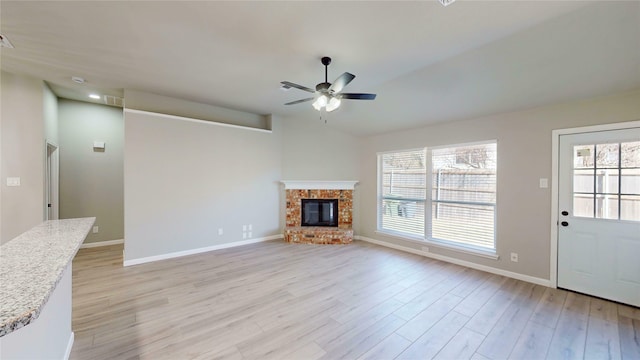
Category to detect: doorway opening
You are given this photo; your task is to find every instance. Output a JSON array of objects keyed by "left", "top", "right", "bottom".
[{"left": 45, "top": 141, "right": 59, "bottom": 221}]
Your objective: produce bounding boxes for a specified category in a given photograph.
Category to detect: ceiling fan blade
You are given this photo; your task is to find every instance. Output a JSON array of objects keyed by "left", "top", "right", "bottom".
[
  {"left": 281, "top": 81, "right": 315, "bottom": 93},
  {"left": 340, "top": 93, "right": 377, "bottom": 100},
  {"left": 284, "top": 97, "right": 314, "bottom": 105},
  {"left": 328, "top": 72, "right": 355, "bottom": 94}
]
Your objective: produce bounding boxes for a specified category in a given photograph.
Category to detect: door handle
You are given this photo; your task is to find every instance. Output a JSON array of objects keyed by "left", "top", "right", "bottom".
[{"left": 561, "top": 221, "right": 569, "bottom": 227}]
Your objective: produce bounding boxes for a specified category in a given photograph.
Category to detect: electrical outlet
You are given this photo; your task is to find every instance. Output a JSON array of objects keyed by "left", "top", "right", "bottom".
[
  {"left": 218, "top": 228, "right": 223, "bottom": 236},
  {"left": 92, "top": 226, "right": 99, "bottom": 234},
  {"left": 248, "top": 232, "right": 252, "bottom": 238},
  {"left": 248, "top": 224, "right": 252, "bottom": 231},
  {"left": 510, "top": 252, "right": 518, "bottom": 262}
]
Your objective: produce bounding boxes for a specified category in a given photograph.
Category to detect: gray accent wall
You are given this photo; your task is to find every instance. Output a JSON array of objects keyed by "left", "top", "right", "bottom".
[
  {"left": 358, "top": 89, "right": 640, "bottom": 281},
  {"left": 43, "top": 83, "right": 58, "bottom": 145},
  {"left": 281, "top": 115, "right": 364, "bottom": 233},
  {"left": 123, "top": 109, "right": 282, "bottom": 262},
  {"left": 58, "top": 99, "right": 124, "bottom": 243},
  {"left": 0, "top": 71, "right": 45, "bottom": 243}
]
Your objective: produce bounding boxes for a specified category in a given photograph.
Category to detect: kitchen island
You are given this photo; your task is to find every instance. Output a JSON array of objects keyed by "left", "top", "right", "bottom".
[{"left": 0, "top": 218, "right": 95, "bottom": 359}]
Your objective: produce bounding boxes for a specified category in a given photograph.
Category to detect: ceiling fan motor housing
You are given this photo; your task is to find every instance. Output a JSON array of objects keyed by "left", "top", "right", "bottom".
[{"left": 316, "top": 82, "right": 331, "bottom": 93}]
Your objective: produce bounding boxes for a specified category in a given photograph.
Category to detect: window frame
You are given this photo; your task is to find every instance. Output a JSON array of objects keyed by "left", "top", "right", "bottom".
[
  {"left": 426, "top": 140, "right": 498, "bottom": 254},
  {"left": 376, "top": 140, "right": 498, "bottom": 258},
  {"left": 376, "top": 147, "right": 427, "bottom": 241}
]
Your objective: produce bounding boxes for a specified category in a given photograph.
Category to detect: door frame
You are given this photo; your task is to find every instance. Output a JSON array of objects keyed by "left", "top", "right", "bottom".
[
  {"left": 550, "top": 120, "right": 640, "bottom": 288},
  {"left": 44, "top": 140, "right": 59, "bottom": 221}
]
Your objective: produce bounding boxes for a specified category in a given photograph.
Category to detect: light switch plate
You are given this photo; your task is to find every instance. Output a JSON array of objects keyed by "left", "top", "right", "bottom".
[
  {"left": 539, "top": 178, "right": 548, "bottom": 188},
  {"left": 6, "top": 177, "right": 20, "bottom": 187}
]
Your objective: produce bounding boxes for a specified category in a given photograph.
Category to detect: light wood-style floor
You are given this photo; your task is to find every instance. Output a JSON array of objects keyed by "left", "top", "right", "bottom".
[{"left": 70, "top": 241, "right": 640, "bottom": 360}]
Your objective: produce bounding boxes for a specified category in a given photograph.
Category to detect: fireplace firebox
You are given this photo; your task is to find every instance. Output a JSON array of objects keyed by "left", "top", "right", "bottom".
[{"left": 301, "top": 199, "right": 338, "bottom": 227}]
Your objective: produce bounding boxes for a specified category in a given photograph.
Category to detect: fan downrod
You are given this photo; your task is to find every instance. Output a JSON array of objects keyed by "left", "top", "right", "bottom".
[{"left": 318, "top": 56, "right": 333, "bottom": 90}]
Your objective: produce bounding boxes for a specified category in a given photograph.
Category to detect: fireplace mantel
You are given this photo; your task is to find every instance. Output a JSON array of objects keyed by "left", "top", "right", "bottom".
[{"left": 280, "top": 180, "right": 358, "bottom": 190}]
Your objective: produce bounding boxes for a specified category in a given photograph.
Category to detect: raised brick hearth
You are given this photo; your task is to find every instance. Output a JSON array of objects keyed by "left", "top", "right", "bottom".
[{"left": 282, "top": 181, "right": 357, "bottom": 245}]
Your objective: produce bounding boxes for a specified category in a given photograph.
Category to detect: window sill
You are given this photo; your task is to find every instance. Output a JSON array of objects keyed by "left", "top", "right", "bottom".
[{"left": 374, "top": 230, "right": 499, "bottom": 260}]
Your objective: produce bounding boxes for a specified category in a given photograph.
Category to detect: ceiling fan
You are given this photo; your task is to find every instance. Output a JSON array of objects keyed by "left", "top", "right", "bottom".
[{"left": 281, "top": 56, "right": 376, "bottom": 112}]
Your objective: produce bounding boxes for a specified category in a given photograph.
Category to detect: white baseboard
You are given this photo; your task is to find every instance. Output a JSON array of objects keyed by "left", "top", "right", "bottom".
[
  {"left": 80, "top": 239, "right": 124, "bottom": 248},
  {"left": 123, "top": 235, "right": 283, "bottom": 267},
  {"left": 355, "top": 235, "right": 551, "bottom": 287},
  {"left": 64, "top": 331, "right": 74, "bottom": 360}
]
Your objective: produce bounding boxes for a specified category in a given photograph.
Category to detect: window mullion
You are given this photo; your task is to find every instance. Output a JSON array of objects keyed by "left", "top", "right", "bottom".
[
  {"left": 618, "top": 143, "right": 622, "bottom": 220},
  {"left": 425, "top": 148, "right": 433, "bottom": 239}
]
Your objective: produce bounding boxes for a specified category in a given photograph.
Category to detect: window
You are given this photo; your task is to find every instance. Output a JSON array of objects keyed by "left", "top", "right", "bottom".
[
  {"left": 378, "top": 142, "right": 497, "bottom": 252},
  {"left": 378, "top": 149, "right": 426, "bottom": 238},
  {"left": 430, "top": 143, "right": 497, "bottom": 250},
  {"left": 573, "top": 141, "right": 640, "bottom": 221}
]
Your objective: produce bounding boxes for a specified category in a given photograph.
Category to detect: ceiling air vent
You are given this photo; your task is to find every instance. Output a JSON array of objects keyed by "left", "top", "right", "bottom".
[
  {"left": 104, "top": 95, "right": 124, "bottom": 107},
  {"left": 0, "top": 34, "right": 14, "bottom": 48}
]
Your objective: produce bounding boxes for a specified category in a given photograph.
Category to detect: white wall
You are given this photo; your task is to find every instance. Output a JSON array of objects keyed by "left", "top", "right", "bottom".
[
  {"left": 58, "top": 99, "right": 124, "bottom": 244},
  {"left": 0, "top": 71, "right": 45, "bottom": 243},
  {"left": 358, "top": 90, "right": 640, "bottom": 281},
  {"left": 123, "top": 110, "right": 282, "bottom": 263}
]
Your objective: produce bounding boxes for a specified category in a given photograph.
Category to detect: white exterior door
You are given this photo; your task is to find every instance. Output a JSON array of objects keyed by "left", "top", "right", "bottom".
[{"left": 558, "top": 127, "right": 640, "bottom": 307}]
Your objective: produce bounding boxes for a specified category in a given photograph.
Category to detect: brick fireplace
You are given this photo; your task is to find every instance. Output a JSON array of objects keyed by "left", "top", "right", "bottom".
[{"left": 281, "top": 181, "right": 357, "bottom": 244}]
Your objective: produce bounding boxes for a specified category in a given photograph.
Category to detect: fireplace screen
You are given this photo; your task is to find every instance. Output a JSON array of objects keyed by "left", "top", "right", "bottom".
[{"left": 301, "top": 199, "right": 339, "bottom": 227}]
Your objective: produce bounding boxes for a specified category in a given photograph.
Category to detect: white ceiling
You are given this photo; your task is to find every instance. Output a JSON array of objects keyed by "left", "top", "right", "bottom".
[{"left": 2, "top": 1, "right": 639, "bottom": 136}]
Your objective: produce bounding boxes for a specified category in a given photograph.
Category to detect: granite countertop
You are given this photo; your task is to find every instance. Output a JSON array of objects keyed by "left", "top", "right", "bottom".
[{"left": 0, "top": 217, "right": 95, "bottom": 337}]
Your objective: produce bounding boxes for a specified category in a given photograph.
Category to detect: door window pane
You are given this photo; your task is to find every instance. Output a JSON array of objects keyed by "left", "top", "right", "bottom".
[
  {"left": 596, "top": 143, "right": 619, "bottom": 168},
  {"left": 595, "top": 195, "right": 619, "bottom": 220},
  {"left": 574, "top": 145, "right": 594, "bottom": 168},
  {"left": 573, "top": 194, "right": 594, "bottom": 218},
  {"left": 621, "top": 169, "right": 640, "bottom": 195},
  {"left": 573, "top": 169, "right": 593, "bottom": 193},
  {"left": 595, "top": 169, "right": 619, "bottom": 194},
  {"left": 621, "top": 195, "right": 640, "bottom": 221},
  {"left": 621, "top": 141, "right": 640, "bottom": 167}
]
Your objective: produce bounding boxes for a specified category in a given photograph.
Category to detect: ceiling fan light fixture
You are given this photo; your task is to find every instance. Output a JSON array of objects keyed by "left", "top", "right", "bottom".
[
  {"left": 312, "top": 94, "right": 328, "bottom": 110},
  {"left": 439, "top": 0, "right": 456, "bottom": 7},
  {"left": 326, "top": 97, "right": 341, "bottom": 112}
]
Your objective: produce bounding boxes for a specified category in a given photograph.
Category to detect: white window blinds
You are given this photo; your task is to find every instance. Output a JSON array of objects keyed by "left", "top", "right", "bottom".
[
  {"left": 429, "top": 142, "right": 497, "bottom": 249},
  {"left": 378, "top": 149, "right": 426, "bottom": 238},
  {"left": 377, "top": 142, "right": 497, "bottom": 252}
]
